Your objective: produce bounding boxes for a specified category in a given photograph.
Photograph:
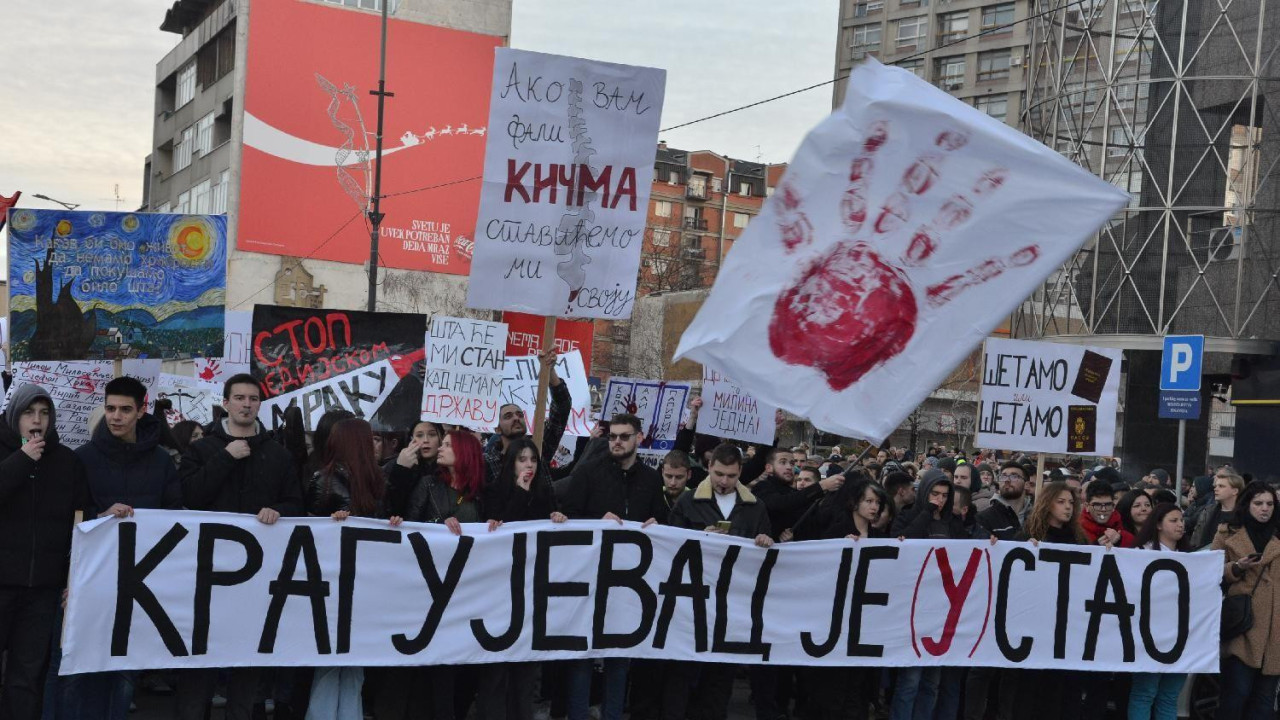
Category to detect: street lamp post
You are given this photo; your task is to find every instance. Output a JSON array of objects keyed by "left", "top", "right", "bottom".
[
  {"left": 32, "top": 194, "right": 80, "bottom": 211},
  {"left": 366, "top": 0, "right": 394, "bottom": 312}
]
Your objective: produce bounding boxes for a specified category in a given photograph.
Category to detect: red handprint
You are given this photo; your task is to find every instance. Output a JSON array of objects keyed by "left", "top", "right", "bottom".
[
  {"left": 768, "top": 125, "right": 1038, "bottom": 391},
  {"left": 197, "top": 359, "right": 220, "bottom": 382}
]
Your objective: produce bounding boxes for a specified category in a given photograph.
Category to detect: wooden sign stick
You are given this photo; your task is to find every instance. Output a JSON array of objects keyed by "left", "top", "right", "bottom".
[{"left": 531, "top": 315, "right": 558, "bottom": 449}]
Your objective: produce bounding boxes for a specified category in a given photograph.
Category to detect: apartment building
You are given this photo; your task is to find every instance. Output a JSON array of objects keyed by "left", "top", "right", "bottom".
[{"left": 832, "top": 0, "right": 1029, "bottom": 128}]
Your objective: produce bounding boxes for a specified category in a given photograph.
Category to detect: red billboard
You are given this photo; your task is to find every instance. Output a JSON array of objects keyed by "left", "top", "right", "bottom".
[
  {"left": 503, "top": 311, "right": 596, "bottom": 376},
  {"left": 239, "top": 1, "right": 501, "bottom": 273}
]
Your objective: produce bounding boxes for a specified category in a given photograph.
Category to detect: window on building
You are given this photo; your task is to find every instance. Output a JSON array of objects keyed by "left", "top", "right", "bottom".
[
  {"left": 174, "top": 125, "right": 195, "bottom": 173},
  {"left": 176, "top": 190, "right": 192, "bottom": 214},
  {"left": 176, "top": 61, "right": 197, "bottom": 108},
  {"left": 711, "top": 177, "right": 722, "bottom": 192},
  {"left": 688, "top": 174, "right": 707, "bottom": 196},
  {"left": 981, "top": 2, "right": 1016, "bottom": 28},
  {"left": 655, "top": 200, "right": 672, "bottom": 218},
  {"left": 196, "top": 112, "right": 215, "bottom": 156},
  {"left": 192, "top": 179, "right": 212, "bottom": 215},
  {"left": 938, "top": 11, "right": 969, "bottom": 41},
  {"left": 733, "top": 212, "right": 749, "bottom": 229},
  {"left": 852, "top": 23, "right": 882, "bottom": 48},
  {"left": 936, "top": 56, "right": 966, "bottom": 88},
  {"left": 977, "top": 49, "right": 1012, "bottom": 82},
  {"left": 975, "top": 94, "right": 1008, "bottom": 120},
  {"left": 738, "top": 182, "right": 752, "bottom": 197},
  {"left": 897, "top": 59, "right": 926, "bottom": 78},
  {"left": 320, "top": 0, "right": 393, "bottom": 10},
  {"left": 896, "top": 16, "right": 927, "bottom": 47},
  {"left": 853, "top": 1, "right": 886, "bottom": 17},
  {"left": 652, "top": 229, "right": 672, "bottom": 247},
  {"left": 668, "top": 170, "right": 680, "bottom": 184},
  {"left": 899, "top": 0, "right": 927, "bottom": 7},
  {"left": 197, "top": 27, "right": 236, "bottom": 89},
  {"left": 213, "top": 169, "right": 230, "bottom": 214}
]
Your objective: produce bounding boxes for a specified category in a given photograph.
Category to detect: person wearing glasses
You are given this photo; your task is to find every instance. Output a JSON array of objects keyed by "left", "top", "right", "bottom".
[
  {"left": 558, "top": 413, "right": 666, "bottom": 720},
  {"left": 1078, "top": 479, "right": 1135, "bottom": 548}
]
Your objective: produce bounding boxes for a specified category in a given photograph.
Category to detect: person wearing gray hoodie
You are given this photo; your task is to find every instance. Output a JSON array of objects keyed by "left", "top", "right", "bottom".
[{"left": 0, "top": 383, "right": 87, "bottom": 720}]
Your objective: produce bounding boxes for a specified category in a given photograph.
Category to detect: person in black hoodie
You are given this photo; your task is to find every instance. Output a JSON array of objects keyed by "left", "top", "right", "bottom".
[
  {"left": 0, "top": 383, "right": 87, "bottom": 720},
  {"left": 753, "top": 449, "right": 844, "bottom": 541},
  {"left": 54, "top": 377, "right": 183, "bottom": 717},
  {"left": 177, "top": 374, "right": 301, "bottom": 720}
]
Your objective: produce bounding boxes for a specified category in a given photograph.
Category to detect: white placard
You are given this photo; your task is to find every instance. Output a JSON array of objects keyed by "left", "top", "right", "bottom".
[
  {"left": 122, "top": 359, "right": 163, "bottom": 413},
  {"left": 156, "top": 373, "right": 220, "bottom": 426},
  {"left": 421, "top": 316, "right": 508, "bottom": 430},
  {"left": 193, "top": 310, "right": 252, "bottom": 384},
  {"left": 674, "top": 59, "right": 1129, "bottom": 443},
  {"left": 62, "top": 511, "right": 1222, "bottom": 674},
  {"left": 258, "top": 359, "right": 398, "bottom": 432},
  {"left": 465, "top": 48, "right": 666, "bottom": 320},
  {"left": 4, "top": 361, "right": 115, "bottom": 447},
  {"left": 696, "top": 369, "right": 776, "bottom": 445},
  {"left": 600, "top": 377, "right": 690, "bottom": 448},
  {"left": 499, "top": 351, "right": 593, "bottom": 437},
  {"left": 976, "top": 338, "right": 1123, "bottom": 456}
]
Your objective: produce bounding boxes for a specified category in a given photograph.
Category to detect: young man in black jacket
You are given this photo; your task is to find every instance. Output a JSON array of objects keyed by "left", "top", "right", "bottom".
[
  {"left": 559, "top": 413, "right": 665, "bottom": 720},
  {"left": 668, "top": 444, "right": 774, "bottom": 720},
  {"left": 177, "top": 374, "right": 302, "bottom": 720},
  {"left": 54, "top": 377, "right": 183, "bottom": 716},
  {"left": 0, "top": 384, "right": 88, "bottom": 720}
]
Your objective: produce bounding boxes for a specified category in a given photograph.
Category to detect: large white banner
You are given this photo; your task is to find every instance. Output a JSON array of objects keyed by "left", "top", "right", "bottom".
[
  {"left": 500, "top": 351, "right": 593, "bottom": 437},
  {"left": 465, "top": 48, "right": 667, "bottom": 320},
  {"left": 977, "top": 338, "right": 1122, "bottom": 456},
  {"left": 63, "top": 511, "right": 1220, "bottom": 674},
  {"left": 4, "top": 360, "right": 114, "bottom": 448},
  {"left": 674, "top": 59, "right": 1129, "bottom": 443},
  {"left": 421, "top": 316, "right": 507, "bottom": 430},
  {"left": 696, "top": 368, "right": 776, "bottom": 445}
]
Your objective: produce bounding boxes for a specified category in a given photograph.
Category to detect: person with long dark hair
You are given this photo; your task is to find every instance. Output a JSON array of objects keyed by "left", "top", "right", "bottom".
[
  {"left": 170, "top": 420, "right": 204, "bottom": 457},
  {"left": 304, "top": 418, "right": 392, "bottom": 720},
  {"left": 1128, "top": 503, "right": 1188, "bottom": 720},
  {"left": 823, "top": 478, "right": 888, "bottom": 540},
  {"left": 1117, "top": 489, "right": 1154, "bottom": 536},
  {"left": 474, "top": 439, "right": 564, "bottom": 720},
  {"left": 1212, "top": 482, "right": 1280, "bottom": 720}
]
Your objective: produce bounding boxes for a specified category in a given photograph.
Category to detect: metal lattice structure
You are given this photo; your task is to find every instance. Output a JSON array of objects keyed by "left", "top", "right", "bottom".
[{"left": 1015, "top": 0, "right": 1280, "bottom": 352}]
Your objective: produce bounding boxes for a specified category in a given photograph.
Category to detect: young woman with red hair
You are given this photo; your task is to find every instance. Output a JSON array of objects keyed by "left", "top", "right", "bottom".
[{"left": 436, "top": 429, "right": 482, "bottom": 533}]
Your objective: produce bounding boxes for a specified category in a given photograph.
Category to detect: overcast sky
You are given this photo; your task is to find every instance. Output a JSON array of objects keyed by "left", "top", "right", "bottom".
[{"left": 0, "top": 0, "right": 838, "bottom": 214}]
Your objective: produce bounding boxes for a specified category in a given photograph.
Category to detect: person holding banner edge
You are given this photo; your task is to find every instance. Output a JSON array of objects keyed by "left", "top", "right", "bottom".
[
  {"left": 0, "top": 384, "right": 88, "bottom": 720},
  {"left": 176, "top": 374, "right": 302, "bottom": 720},
  {"left": 1127, "top": 503, "right": 1190, "bottom": 720}
]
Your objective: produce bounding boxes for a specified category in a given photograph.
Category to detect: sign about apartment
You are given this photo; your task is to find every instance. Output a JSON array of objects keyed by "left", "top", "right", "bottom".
[
  {"left": 976, "top": 338, "right": 1123, "bottom": 456},
  {"left": 421, "top": 316, "right": 507, "bottom": 430},
  {"left": 466, "top": 48, "right": 667, "bottom": 320}
]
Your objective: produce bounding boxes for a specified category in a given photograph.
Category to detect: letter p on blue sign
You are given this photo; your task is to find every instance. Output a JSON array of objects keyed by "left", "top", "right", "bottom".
[{"left": 1160, "top": 335, "right": 1203, "bottom": 391}]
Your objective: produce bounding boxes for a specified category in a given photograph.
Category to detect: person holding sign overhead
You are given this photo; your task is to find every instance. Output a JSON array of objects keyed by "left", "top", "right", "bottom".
[
  {"left": 483, "top": 346, "right": 571, "bottom": 485},
  {"left": 177, "top": 374, "right": 302, "bottom": 720}
]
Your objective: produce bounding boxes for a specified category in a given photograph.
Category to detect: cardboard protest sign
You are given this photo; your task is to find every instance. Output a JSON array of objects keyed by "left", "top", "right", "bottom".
[
  {"left": 674, "top": 59, "right": 1129, "bottom": 443},
  {"left": 500, "top": 351, "right": 593, "bottom": 437},
  {"left": 466, "top": 48, "right": 666, "bottom": 320},
  {"left": 121, "top": 359, "right": 162, "bottom": 412},
  {"left": 193, "top": 310, "right": 252, "bottom": 385},
  {"left": 696, "top": 368, "right": 776, "bottom": 445},
  {"left": 7, "top": 209, "right": 227, "bottom": 361},
  {"left": 601, "top": 377, "right": 690, "bottom": 449},
  {"left": 3, "top": 361, "right": 114, "bottom": 447},
  {"left": 421, "top": 316, "right": 507, "bottom": 430},
  {"left": 976, "top": 338, "right": 1123, "bottom": 456},
  {"left": 156, "top": 373, "right": 220, "bottom": 426},
  {"left": 503, "top": 311, "right": 595, "bottom": 376},
  {"left": 250, "top": 305, "right": 425, "bottom": 431},
  {"left": 63, "top": 512, "right": 1222, "bottom": 674}
]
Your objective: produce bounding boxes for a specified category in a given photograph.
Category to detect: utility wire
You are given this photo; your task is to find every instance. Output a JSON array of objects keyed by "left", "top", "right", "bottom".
[{"left": 659, "top": 0, "right": 1092, "bottom": 133}]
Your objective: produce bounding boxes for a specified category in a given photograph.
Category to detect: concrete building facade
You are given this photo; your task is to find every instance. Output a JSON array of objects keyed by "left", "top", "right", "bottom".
[{"left": 144, "top": 0, "right": 510, "bottom": 318}]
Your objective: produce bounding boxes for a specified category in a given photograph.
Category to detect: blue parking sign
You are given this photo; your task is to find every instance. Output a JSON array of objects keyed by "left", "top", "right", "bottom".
[{"left": 1160, "top": 335, "right": 1203, "bottom": 391}]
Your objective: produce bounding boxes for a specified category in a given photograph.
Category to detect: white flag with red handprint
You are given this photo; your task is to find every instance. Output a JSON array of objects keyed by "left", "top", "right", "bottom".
[{"left": 675, "top": 59, "right": 1129, "bottom": 442}]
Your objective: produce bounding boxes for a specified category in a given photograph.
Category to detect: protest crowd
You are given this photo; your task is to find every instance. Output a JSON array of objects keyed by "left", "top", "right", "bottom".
[{"left": 0, "top": 365, "right": 1274, "bottom": 720}]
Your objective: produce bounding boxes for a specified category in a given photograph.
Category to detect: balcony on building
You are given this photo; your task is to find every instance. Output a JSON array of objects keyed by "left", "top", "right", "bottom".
[
  {"left": 683, "top": 217, "right": 708, "bottom": 230},
  {"left": 687, "top": 173, "right": 709, "bottom": 201}
]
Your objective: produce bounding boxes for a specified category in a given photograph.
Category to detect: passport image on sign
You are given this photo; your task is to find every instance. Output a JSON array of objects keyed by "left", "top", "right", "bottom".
[
  {"left": 1070, "top": 351, "right": 1113, "bottom": 404},
  {"left": 1067, "top": 405, "right": 1097, "bottom": 453}
]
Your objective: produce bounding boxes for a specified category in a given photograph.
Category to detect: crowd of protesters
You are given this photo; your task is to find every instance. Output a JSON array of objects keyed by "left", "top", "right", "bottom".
[{"left": 1, "top": 363, "right": 1279, "bottom": 720}]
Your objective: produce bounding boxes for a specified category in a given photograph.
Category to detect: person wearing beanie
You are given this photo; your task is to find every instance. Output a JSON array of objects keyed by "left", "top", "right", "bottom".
[{"left": 0, "top": 384, "right": 88, "bottom": 720}]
